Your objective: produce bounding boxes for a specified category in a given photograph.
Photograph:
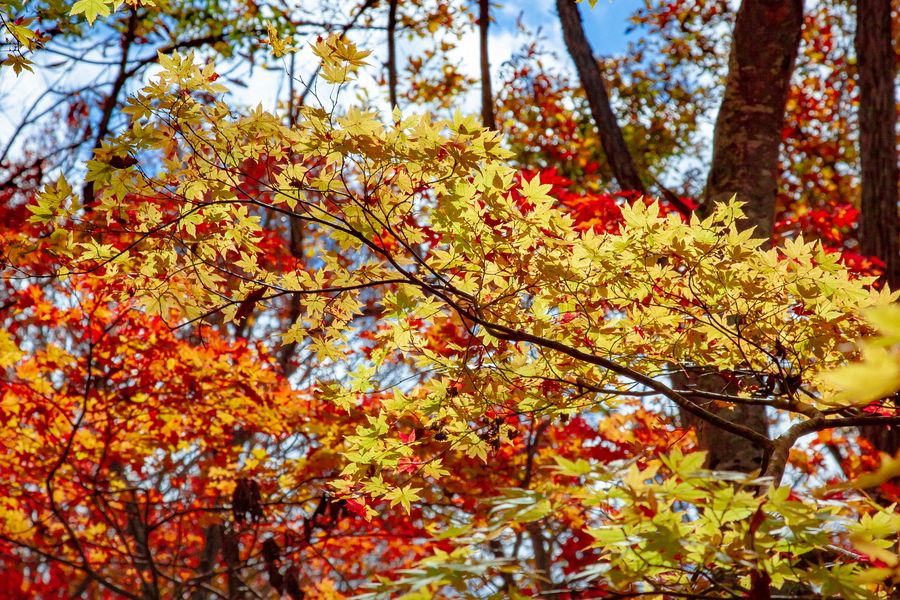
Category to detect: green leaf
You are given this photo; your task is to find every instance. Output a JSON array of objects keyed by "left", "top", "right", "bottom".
[
  {"left": 551, "top": 454, "right": 592, "bottom": 476},
  {"left": 384, "top": 485, "right": 422, "bottom": 513},
  {"left": 70, "top": 0, "right": 113, "bottom": 25}
]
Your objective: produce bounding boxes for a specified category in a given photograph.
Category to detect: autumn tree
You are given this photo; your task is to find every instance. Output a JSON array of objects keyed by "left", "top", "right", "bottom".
[
  {"left": 2, "top": 1, "right": 900, "bottom": 599},
  {"left": 554, "top": 0, "right": 900, "bottom": 483}
]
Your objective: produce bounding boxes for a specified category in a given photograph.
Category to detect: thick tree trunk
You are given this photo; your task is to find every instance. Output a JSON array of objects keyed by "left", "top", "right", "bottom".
[
  {"left": 856, "top": 0, "right": 900, "bottom": 458},
  {"left": 703, "top": 0, "right": 804, "bottom": 240},
  {"left": 557, "top": 0, "right": 803, "bottom": 473},
  {"left": 857, "top": 0, "right": 899, "bottom": 290},
  {"left": 479, "top": 0, "right": 495, "bottom": 129},
  {"left": 672, "top": 370, "right": 770, "bottom": 472},
  {"left": 556, "top": 0, "right": 645, "bottom": 193},
  {"left": 688, "top": 0, "right": 803, "bottom": 472}
]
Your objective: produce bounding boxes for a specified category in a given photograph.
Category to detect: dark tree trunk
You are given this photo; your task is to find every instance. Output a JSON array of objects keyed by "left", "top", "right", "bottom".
[
  {"left": 672, "top": 370, "right": 770, "bottom": 472},
  {"left": 857, "top": 0, "right": 899, "bottom": 289},
  {"left": 687, "top": 0, "right": 803, "bottom": 472},
  {"left": 856, "top": 0, "right": 900, "bottom": 458},
  {"left": 556, "top": 0, "right": 645, "bottom": 193},
  {"left": 222, "top": 528, "right": 247, "bottom": 599},
  {"left": 83, "top": 8, "right": 139, "bottom": 208},
  {"left": 703, "top": 0, "right": 804, "bottom": 240},
  {"left": 557, "top": 0, "right": 804, "bottom": 473},
  {"left": 479, "top": 0, "right": 495, "bottom": 129},
  {"left": 387, "top": 0, "right": 399, "bottom": 109},
  {"left": 191, "top": 524, "right": 223, "bottom": 599}
]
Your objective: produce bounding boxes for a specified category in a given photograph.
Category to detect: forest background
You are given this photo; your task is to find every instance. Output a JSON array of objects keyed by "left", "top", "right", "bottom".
[{"left": 2, "top": 0, "right": 900, "bottom": 598}]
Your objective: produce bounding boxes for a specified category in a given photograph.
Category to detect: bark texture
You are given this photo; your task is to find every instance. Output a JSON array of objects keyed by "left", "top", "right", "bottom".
[
  {"left": 857, "top": 0, "right": 899, "bottom": 290},
  {"left": 556, "top": 0, "right": 645, "bottom": 193},
  {"left": 703, "top": 0, "right": 804, "bottom": 240},
  {"left": 557, "top": 0, "right": 804, "bottom": 473},
  {"left": 690, "top": 0, "right": 803, "bottom": 472},
  {"left": 856, "top": 0, "right": 900, "bottom": 457}
]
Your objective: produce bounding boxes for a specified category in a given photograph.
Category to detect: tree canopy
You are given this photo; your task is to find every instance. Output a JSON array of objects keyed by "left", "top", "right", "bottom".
[{"left": 1, "top": 1, "right": 899, "bottom": 598}]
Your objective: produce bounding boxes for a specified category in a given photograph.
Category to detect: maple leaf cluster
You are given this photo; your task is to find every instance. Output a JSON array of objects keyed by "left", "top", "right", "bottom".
[{"left": 0, "top": 1, "right": 899, "bottom": 599}]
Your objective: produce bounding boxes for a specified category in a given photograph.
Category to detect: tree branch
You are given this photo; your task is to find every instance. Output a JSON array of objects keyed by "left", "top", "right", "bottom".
[
  {"left": 556, "top": 0, "right": 644, "bottom": 193},
  {"left": 479, "top": 0, "right": 495, "bottom": 129},
  {"left": 387, "top": 0, "right": 399, "bottom": 109}
]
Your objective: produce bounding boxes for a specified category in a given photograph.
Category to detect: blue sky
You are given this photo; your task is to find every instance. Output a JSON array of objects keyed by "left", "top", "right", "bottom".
[
  {"left": 0, "top": 1, "right": 643, "bottom": 144},
  {"left": 493, "top": 0, "right": 639, "bottom": 56},
  {"left": 581, "top": 1, "right": 641, "bottom": 55}
]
